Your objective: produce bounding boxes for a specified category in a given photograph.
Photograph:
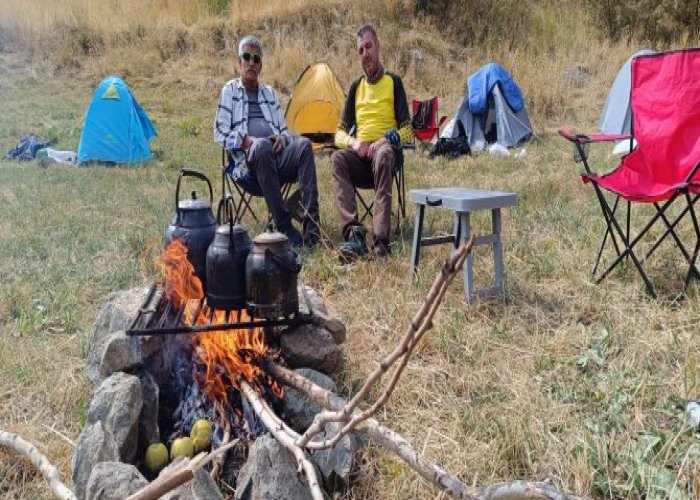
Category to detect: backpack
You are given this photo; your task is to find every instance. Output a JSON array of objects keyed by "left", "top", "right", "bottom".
[{"left": 429, "top": 121, "right": 471, "bottom": 159}]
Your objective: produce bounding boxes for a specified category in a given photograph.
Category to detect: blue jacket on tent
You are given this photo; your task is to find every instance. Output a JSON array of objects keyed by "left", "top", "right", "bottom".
[
  {"left": 78, "top": 76, "right": 156, "bottom": 164},
  {"left": 467, "top": 63, "right": 524, "bottom": 115}
]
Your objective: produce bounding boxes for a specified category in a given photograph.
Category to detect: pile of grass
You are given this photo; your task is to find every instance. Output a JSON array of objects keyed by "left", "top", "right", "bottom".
[{"left": 2, "top": 2, "right": 700, "bottom": 499}]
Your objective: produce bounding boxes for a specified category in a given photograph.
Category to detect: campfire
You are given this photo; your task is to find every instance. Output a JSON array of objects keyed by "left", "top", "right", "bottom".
[{"left": 0, "top": 233, "right": 580, "bottom": 499}]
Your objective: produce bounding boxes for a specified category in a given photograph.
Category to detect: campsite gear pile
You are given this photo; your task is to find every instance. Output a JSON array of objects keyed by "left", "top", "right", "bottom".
[
  {"left": 3, "top": 134, "right": 51, "bottom": 161},
  {"left": 78, "top": 76, "right": 156, "bottom": 164},
  {"left": 429, "top": 121, "right": 471, "bottom": 159}
]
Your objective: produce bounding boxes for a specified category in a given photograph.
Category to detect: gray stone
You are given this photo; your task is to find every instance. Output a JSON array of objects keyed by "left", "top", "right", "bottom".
[
  {"left": 297, "top": 285, "right": 328, "bottom": 316},
  {"left": 71, "top": 422, "right": 120, "bottom": 500},
  {"left": 160, "top": 464, "right": 224, "bottom": 500},
  {"left": 312, "top": 313, "right": 346, "bottom": 344},
  {"left": 310, "top": 421, "right": 357, "bottom": 492},
  {"left": 235, "top": 434, "right": 313, "bottom": 500},
  {"left": 86, "top": 287, "right": 164, "bottom": 386},
  {"left": 86, "top": 371, "right": 143, "bottom": 463},
  {"left": 282, "top": 368, "right": 337, "bottom": 433},
  {"left": 137, "top": 369, "right": 160, "bottom": 455},
  {"left": 85, "top": 461, "right": 148, "bottom": 500},
  {"left": 280, "top": 324, "right": 343, "bottom": 375}
]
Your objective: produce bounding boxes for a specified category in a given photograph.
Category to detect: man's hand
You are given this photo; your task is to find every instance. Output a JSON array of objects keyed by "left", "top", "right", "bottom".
[
  {"left": 367, "top": 137, "right": 388, "bottom": 159},
  {"left": 350, "top": 138, "right": 370, "bottom": 158},
  {"left": 270, "top": 134, "right": 286, "bottom": 154},
  {"left": 242, "top": 135, "right": 253, "bottom": 151}
]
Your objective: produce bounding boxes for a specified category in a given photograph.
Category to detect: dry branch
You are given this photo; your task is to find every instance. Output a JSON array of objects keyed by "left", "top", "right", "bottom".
[
  {"left": 125, "top": 438, "right": 239, "bottom": 500},
  {"left": 0, "top": 429, "right": 76, "bottom": 500},
  {"left": 239, "top": 379, "right": 324, "bottom": 500},
  {"left": 297, "top": 239, "right": 474, "bottom": 450}
]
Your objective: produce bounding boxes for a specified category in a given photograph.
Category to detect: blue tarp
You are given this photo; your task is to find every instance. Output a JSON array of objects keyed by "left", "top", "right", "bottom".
[
  {"left": 467, "top": 62, "right": 524, "bottom": 115},
  {"left": 77, "top": 76, "right": 156, "bottom": 164}
]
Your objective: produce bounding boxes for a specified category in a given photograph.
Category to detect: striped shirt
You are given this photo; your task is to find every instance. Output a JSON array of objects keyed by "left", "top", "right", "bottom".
[{"left": 214, "top": 78, "right": 289, "bottom": 180}]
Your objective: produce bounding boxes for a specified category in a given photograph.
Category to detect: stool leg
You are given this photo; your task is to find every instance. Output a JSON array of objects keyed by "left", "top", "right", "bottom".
[
  {"left": 492, "top": 208, "right": 504, "bottom": 295},
  {"left": 458, "top": 212, "right": 474, "bottom": 304},
  {"left": 409, "top": 204, "right": 425, "bottom": 280}
]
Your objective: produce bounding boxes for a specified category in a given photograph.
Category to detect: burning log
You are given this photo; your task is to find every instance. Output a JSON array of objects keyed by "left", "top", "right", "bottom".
[
  {"left": 296, "top": 239, "right": 474, "bottom": 450},
  {"left": 0, "top": 429, "right": 76, "bottom": 500},
  {"left": 239, "top": 379, "right": 324, "bottom": 500}
]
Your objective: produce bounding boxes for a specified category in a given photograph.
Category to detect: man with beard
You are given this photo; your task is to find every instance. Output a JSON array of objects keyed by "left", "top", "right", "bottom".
[
  {"left": 331, "top": 24, "right": 413, "bottom": 260},
  {"left": 215, "top": 35, "right": 320, "bottom": 247}
]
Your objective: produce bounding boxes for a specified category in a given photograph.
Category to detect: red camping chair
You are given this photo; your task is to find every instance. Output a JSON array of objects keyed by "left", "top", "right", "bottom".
[
  {"left": 412, "top": 97, "right": 446, "bottom": 152},
  {"left": 559, "top": 49, "right": 700, "bottom": 298}
]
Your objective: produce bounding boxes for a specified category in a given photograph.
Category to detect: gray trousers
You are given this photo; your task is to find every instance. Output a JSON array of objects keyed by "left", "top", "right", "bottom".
[
  {"left": 247, "top": 136, "right": 320, "bottom": 236},
  {"left": 330, "top": 144, "right": 395, "bottom": 244}
]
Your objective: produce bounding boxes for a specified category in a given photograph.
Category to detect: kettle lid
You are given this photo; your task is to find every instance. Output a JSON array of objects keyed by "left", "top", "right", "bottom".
[
  {"left": 216, "top": 219, "right": 248, "bottom": 235},
  {"left": 179, "top": 190, "right": 211, "bottom": 210},
  {"left": 253, "top": 225, "right": 287, "bottom": 244}
]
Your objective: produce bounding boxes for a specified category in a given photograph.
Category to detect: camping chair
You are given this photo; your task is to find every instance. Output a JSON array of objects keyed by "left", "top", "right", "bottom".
[
  {"left": 559, "top": 49, "right": 700, "bottom": 298},
  {"left": 353, "top": 149, "right": 407, "bottom": 231},
  {"left": 220, "top": 149, "right": 297, "bottom": 228},
  {"left": 411, "top": 97, "right": 447, "bottom": 153}
]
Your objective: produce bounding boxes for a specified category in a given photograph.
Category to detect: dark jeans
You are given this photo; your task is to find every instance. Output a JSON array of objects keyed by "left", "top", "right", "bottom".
[{"left": 246, "top": 136, "right": 320, "bottom": 237}]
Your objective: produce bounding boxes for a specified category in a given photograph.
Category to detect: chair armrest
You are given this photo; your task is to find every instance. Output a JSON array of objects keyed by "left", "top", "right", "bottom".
[
  {"left": 558, "top": 127, "right": 633, "bottom": 144},
  {"left": 437, "top": 115, "right": 447, "bottom": 127}
]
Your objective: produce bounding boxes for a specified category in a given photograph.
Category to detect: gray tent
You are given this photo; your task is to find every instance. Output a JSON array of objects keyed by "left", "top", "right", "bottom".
[
  {"left": 598, "top": 49, "right": 655, "bottom": 134},
  {"left": 441, "top": 84, "right": 532, "bottom": 152}
]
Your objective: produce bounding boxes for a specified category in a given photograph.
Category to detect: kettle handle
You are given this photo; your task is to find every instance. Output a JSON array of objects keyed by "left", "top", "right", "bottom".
[
  {"left": 265, "top": 249, "right": 302, "bottom": 275},
  {"left": 175, "top": 167, "right": 214, "bottom": 218},
  {"left": 216, "top": 195, "right": 237, "bottom": 246}
]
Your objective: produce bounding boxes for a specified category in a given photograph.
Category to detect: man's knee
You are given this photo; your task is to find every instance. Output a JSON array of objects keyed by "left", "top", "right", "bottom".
[
  {"left": 374, "top": 145, "right": 395, "bottom": 173},
  {"left": 331, "top": 150, "right": 346, "bottom": 173}
]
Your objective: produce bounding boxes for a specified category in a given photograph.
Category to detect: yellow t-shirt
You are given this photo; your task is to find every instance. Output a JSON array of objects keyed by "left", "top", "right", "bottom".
[{"left": 354, "top": 74, "right": 397, "bottom": 143}]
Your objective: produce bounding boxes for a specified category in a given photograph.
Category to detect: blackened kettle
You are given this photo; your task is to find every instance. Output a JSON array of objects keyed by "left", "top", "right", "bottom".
[
  {"left": 163, "top": 168, "right": 217, "bottom": 289},
  {"left": 205, "top": 195, "right": 252, "bottom": 311},
  {"left": 246, "top": 225, "right": 302, "bottom": 319}
]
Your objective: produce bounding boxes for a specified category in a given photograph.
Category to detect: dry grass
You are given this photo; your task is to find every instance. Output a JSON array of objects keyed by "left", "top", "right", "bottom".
[{"left": 2, "top": 2, "right": 700, "bottom": 499}]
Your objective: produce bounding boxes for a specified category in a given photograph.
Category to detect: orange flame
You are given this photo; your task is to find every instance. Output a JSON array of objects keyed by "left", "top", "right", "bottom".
[{"left": 159, "top": 240, "right": 282, "bottom": 421}]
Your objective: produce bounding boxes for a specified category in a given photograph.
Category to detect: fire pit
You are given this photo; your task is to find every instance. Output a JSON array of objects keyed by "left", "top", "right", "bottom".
[{"left": 71, "top": 239, "right": 350, "bottom": 500}]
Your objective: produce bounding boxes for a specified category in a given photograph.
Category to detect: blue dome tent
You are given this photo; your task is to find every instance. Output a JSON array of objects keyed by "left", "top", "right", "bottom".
[{"left": 78, "top": 76, "right": 157, "bottom": 164}]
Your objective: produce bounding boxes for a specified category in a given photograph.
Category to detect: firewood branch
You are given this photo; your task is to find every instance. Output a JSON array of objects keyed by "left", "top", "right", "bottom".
[
  {"left": 296, "top": 239, "right": 474, "bottom": 450},
  {"left": 0, "top": 429, "right": 76, "bottom": 500},
  {"left": 239, "top": 380, "right": 324, "bottom": 500},
  {"left": 269, "top": 364, "right": 583, "bottom": 500}
]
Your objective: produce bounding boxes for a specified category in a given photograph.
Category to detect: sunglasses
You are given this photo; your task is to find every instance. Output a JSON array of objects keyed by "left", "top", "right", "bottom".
[{"left": 241, "top": 52, "right": 261, "bottom": 64}]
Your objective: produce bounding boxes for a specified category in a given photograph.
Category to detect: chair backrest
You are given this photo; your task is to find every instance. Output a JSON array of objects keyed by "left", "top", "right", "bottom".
[
  {"left": 411, "top": 97, "right": 439, "bottom": 130},
  {"left": 624, "top": 49, "right": 700, "bottom": 187}
]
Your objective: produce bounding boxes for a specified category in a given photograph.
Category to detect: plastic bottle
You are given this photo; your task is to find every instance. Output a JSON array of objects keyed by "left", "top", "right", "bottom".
[{"left": 685, "top": 401, "right": 700, "bottom": 429}]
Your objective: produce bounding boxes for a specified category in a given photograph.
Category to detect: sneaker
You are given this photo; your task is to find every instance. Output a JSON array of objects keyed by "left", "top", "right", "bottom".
[
  {"left": 339, "top": 226, "right": 368, "bottom": 262},
  {"left": 373, "top": 241, "right": 390, "bottom": 258},
  {"left": 279, "top": 222, "right": 304, "bottom": 248}
]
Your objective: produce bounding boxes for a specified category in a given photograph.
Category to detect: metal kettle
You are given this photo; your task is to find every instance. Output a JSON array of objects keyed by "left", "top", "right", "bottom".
[
  {"left": 205, "top": 195, "right": 252, "bottom": 311},
  {"left": 163, "top": 168, "right": 217, "bottom": 290},
  {"left": 246, "top": 225, "right": 302, "bottom": 319}
]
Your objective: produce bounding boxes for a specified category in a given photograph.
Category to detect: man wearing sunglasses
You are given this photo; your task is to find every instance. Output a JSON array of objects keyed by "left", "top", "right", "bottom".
[
  {"left": 331, "top": 24, "right": 413, "bottom": 261},
  {"left": 214, "top": 35, "right": 320, "bottom": 247}
]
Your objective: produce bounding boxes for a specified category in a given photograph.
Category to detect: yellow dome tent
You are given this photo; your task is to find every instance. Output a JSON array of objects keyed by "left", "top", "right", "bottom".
[{"left": 285, "top": 63, "right": 345, "bottom": 150}]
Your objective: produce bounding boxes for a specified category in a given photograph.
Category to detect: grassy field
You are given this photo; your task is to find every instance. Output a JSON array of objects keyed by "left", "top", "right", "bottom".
[{"left": 2, "top": 2, "right": 700, "bottom": 499}]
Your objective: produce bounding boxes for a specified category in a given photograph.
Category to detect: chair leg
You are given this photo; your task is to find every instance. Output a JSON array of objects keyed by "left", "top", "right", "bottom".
[
  {"left": 593, "top": 195, "right": 623, "bottom": 276},
  {"left": 592, "top": 184, "right": 665, "bottom": 297}
]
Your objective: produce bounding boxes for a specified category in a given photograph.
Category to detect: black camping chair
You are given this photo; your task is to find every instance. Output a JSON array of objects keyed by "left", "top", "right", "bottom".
[
  {"left": 220, "top": 149, "right": 298, "bottom": 228},
  {"left": 353, "top": 148, "right": 409, "bottom": 231}
]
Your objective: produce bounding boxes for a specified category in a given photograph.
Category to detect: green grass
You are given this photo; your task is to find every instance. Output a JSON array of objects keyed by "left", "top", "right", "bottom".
[{"left": 2, "top": 48, "right": 700, "bottom": 499}]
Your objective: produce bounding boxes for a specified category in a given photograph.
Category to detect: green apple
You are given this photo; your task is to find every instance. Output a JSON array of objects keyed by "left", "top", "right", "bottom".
[
  {"left": 144, "top": 443, "right": 169, "bottom": 473},
  {"left": 170, "top": 436, "right": 194, "bottom": 460}
]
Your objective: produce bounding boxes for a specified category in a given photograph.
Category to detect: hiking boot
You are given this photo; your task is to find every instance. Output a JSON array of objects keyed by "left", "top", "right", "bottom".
[
  {"left": 279, "top": 222, "right": 304, "bottom": 248},
  {"left": 373, "top": 240, "right": 390, "bottom": 258},
  {"left": 339, "top": 226, "right": 368, "bottom": 262},
  {"left": 303, "top": 229, "right": 321, "bottom": 249}
]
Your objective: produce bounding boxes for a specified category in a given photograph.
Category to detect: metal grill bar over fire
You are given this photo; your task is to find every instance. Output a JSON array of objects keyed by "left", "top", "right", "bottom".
[{"left": 126, "top": 282, "right": 314, "bottom": 336}]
